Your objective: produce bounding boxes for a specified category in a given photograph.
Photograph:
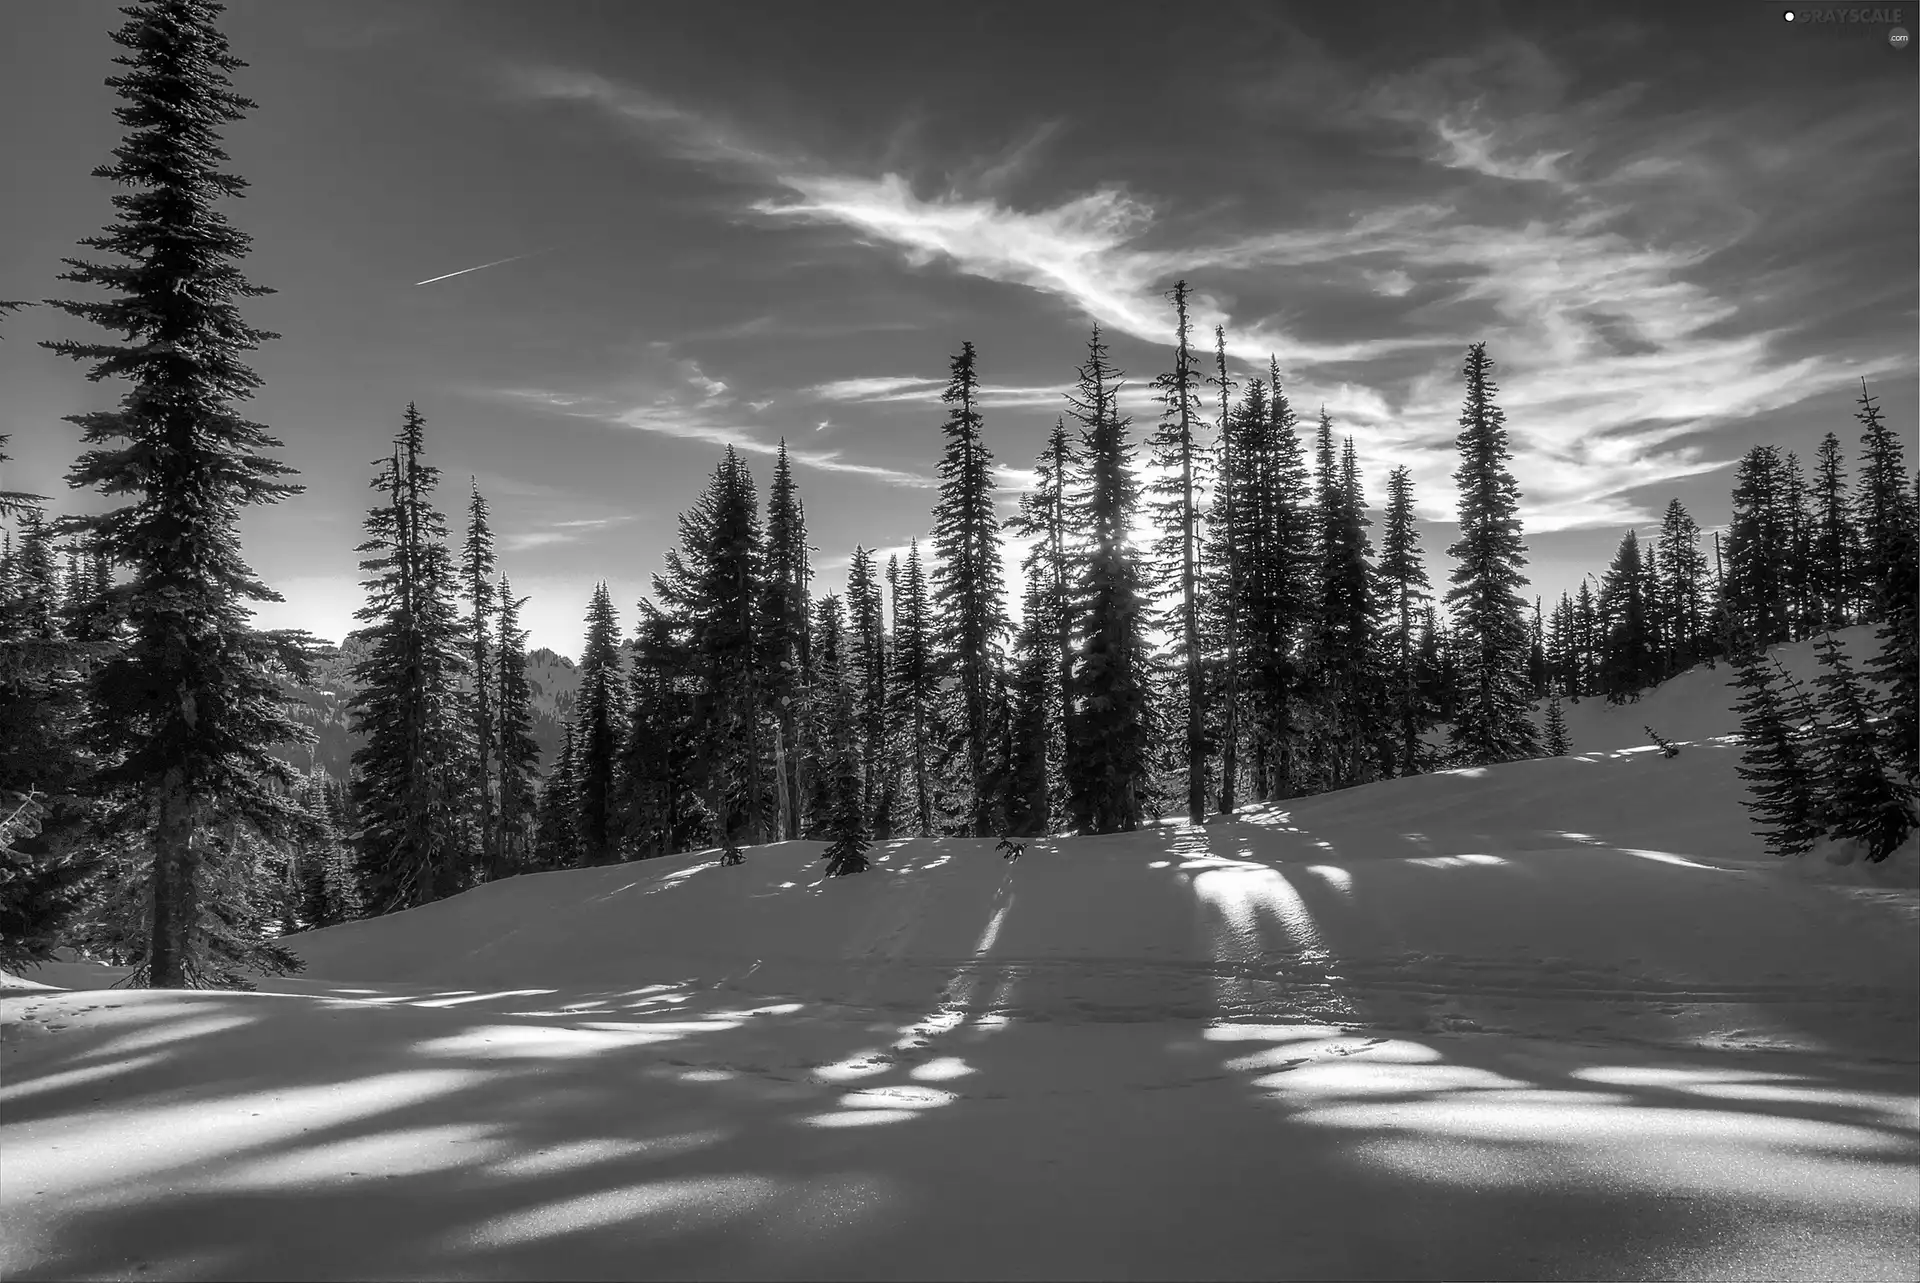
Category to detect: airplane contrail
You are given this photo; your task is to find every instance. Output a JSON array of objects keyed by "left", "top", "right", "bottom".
[{"left": 413, "top": 247, "right": 552, "bottom": 287}]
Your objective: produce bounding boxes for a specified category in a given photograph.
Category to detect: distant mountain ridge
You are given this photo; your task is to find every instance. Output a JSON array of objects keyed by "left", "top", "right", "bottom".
[{"left": 269, "top": 639, "right": 582, "bottom": 782}]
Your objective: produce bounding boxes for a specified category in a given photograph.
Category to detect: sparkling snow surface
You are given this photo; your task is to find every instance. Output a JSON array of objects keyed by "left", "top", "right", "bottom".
[{"left": 3, "top": 630, "right": 1916, "bottom": 1280}]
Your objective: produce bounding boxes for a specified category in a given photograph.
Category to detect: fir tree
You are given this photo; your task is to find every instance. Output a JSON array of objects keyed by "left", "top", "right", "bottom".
[
  {"left": 1810, "top": 633, "right": 1916, "bottom": 862},
  {"left": 462, "top": 480, "right": 498, "bottom": 876},
  {"left": 1203, "top": 329, "right": 1242, "bottom": 813},
  {"left": 758, "top": 440, "right": 809, "bottom": 839},
  {"left": 1004, "top": 563, "right": 1055, "bottom": 838},
  {"left": 44, "top": 1, "right": 310, "bottom": 986},
  {"left": 929, "top": 341, "right": 1008, "bottom": 836},
  {"left": 1780, "top": 451, "right": 1814, "bottom": 640},
  {"left": 1146, "top": 280, "right": 1210, "bottom": 822},
  {"left": 1543, "top": 686, "right": 1570, "bottom": 757},
  {"left": 1656, "top": 499, "right": 1708, "bottom": 675},
  {"left": 573, "top": 583, "right": 624, "bottom": 865},
  {"left": 622, "top": 613, "right": 695, "bottom": 857},
  {"left": 888, "top": 540, "right": 939, "bottom": 835},
  {"left": 846, "top": 546, "right": 891, "bottom": 837},
  {"left": 1065, "top": 327, "right": 1153, "bottom": 833},
  {"left": 1852, "top": 380, "right": 1915, "bottom": 620},
  {"left": 1808, "top": 432, "right": 1856, "bottom": 631},
  {"left": 533, "top": 718, "right": 580, "bottom": 869},
  {"left": 1006, "top": 420, "right": 1078, "bottom": 827},
  {"left": 1443, "top": 343, "right": 1538, "bottom": 765},
  {"left": 1724, "top": 444, "right": 1794, "bottom": 648},
  {"left": 819, "top": 665, "right": 870, "bottom": 878},
  {"left": 492, "top": 576, "right": 541, "bottom": 876},
  {"left": 1597, "top": 531, "right": 1653, "bottom": 702},
  {"left": 806, "top": 594, "right": 847, "bottom": 835},
  {"left": 348, "top": 412, "right": 473, "bottom": 912},
  {"left": 1863, "top": 479, "right": 1917, "bottom": 785},
  {"left": 1729, "top": 647, "right": 1824, "bottom": 859},
  {"left": 1378, "top": 466, "right": 1433, "bottom": 776}
]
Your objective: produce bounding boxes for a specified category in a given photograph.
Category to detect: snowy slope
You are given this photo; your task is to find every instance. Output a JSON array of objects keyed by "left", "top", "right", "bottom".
[{"left": 4, "top": 628, "right": 1916, "bottom": 1282}]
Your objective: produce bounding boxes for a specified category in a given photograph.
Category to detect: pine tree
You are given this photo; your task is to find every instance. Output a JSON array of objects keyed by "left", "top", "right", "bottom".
[
  {"left": 1780, "top": 451, "right": 1815, "bottom": 641},
  {"left": 1574, "top": 579, "right": 1599, "bottom": 697},
  {"left": 492, "top": 575, "right": 541, "bottom": 875},
  {"left": 1202, "top": 330, "right": 1243, "bottom": 813},
  {"left": 758, "top": 440, "right": 809, "bottom": 839},
  {"left": 1146, "top": 280, "right": 1210, "bottom": 822},
  {"left": 930, "top": 342, "right": 1008, "bottom": 836},
  {"left": 819, "top": 655, "right": 870, "bottom": 878},
  {"left": 462, "top": 481, "right": 498, "bottom": 876},
  {"left": 1863, "top": 476, "right": 1917, "bottom": 786},
  {"left": 1725, "top": 445, "right": 1794, "bottom": 648},
  {"left": 1378, "top": 466, "right": 1433, "bottom": 775},
  {"left": 1807, "top": 433, "right": 1856, "bottom": 631},
  {"left": 622, "top": 614, "right": 691, "bottom": 857},
  {"left": 846, "top": 546, "right": 891, "bottom": 837},
  {"left": 806, "top": 594, "right": 847, "bottom": 835},
  {"left": 1004, "top": 562, "right": 1055, "bottom": 838},
  {"left": 1597, "top": 531, "right": 1653, "bottom": 702},
  {"left": 1543, "top": 686, "right": 1570, "bottom": 757},
  {"left": 1729, "top": 647, "right": 1824, "bottom": 858},
  {"left": 1064, "top": 327, "right": 1153, "bottom": 833},
  {"left": 533, "top": 718, "right": 580, "bottom": 869},
  {"left": 648, "top": 448, "right": 768, "bottom": 850},
  {"left": 573, "top": 583, "right": 624, "bottom": 865},
  {"left": 1656, "top": 499, "right": 1707, "bottom": 675},
  {"left": 888, "top": 540, "right": 939, "bottom": 836},
  {"left": 43, "top": 2, "right": 310, "bottom": 986},
  {"left": 348, "top": 410, "right": 474, "bottom": 913},
  {"left": 1443, "top": 343, "right": 1539, "bottom": 765},
  {"left": 1810, "top": 633, "right": 1916, "bottom": 862},
  {"left": 1006, "top": 420, "right": 1078, "bottom": 829},
  {"left": 1852, "top": 380, "right": 1915, "bottom": 621}
]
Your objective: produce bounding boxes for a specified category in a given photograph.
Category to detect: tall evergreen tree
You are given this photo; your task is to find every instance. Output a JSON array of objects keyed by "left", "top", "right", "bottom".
[
  {"left": 1724, "top": 444, "right": 1794, "bottom": 648},
  {"left": 1597, "top": 530, "right": 1653, "bottom": 702},
  {"left": 492, "top": 575, "right": 541, "bottom": 875},
  {"left": 1203, "top": 330, "right": 1243, "bottom": 813},
  {"left": 573, "top": 583, "right": 624, "bottom": 865},
  {"left": 533, "top": 717, "right": 580, "bottom": 869},
  {"left": 42, "top": 0, "right": 309, "bottom": 987},
  {"left": 1542, "top": 685, "right": 1570, "bottom": 757},
  {"left": 1378, "top": 466, "right": 1433, "bottom": 775},
  {"left": 1004, "top": 562, "right": 1055, "bottom": 838},
  {"left": 348, "top": 410, "right": 473, "bottom": 913},
  {"left": 1807, "top": 432, "right": 1856, "bottom": 631},
  {"left": 1443, "top": 343, "right": 1538, "bottom": 765},
  {"left": 1006, "top": 420, "right": 1078, "bottom": 826},
  {"left": 758, "top": 440, "right": 809, "bottom": 839},
  {"left": 1146, "top": 280, "right": 1209, "bottom": 822},
  {"left": 806, "top": 594, "right": 847, "bottom": 835},
  {"left": 1862, "top": 474, "right": 1917, "bottom": 785},
  {"left": 1810, "top": 633, "right": 1916, "bottom": 862},
  {"left": 888, "top": 540, "right": 939, "bottom": 836},
  {"left": 1656, "top": 499, "right": 1708, "bottom": 675},
  {"left": 929, "top": 342, "right": 1008, "bottom": 836},
  {"left": 818, "top": 628, "right": 870, "bottom": 877},
  {"left": 1729, "top": 647, "right": 1824, "bottom": 859},
  {"left": 845, "top": 546, "right": 891, "bottom": 837},
  {"left": 1852, "top": 380, "right": 1915, "bottom": 620},
  {"left": 648, "top": 448, "right": 767, "bottom": 849},
  {"left": 1780, "top": 451, "right": 1814, "bottom": 640},
  {"left": 1065, "top": 327, "right": 1152, "bottom": 833},
  {"left": 462, "top": 481, "right": 498, "bottom": 875}
]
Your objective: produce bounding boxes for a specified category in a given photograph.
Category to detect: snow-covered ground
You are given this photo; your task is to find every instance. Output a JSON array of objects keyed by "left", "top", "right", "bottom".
[{"left": 4, "top": 629, "right": 1916, "bottom": 1281}]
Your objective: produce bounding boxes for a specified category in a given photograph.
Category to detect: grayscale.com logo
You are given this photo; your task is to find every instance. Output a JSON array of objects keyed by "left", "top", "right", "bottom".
[{"left": 1892, "top": 26, "right": 1912, "bottom": 46}]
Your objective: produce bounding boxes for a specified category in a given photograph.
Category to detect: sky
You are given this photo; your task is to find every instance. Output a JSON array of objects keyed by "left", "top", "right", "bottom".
[{"left": 0, "top": 0, "right": 1914, "bottom": 658}]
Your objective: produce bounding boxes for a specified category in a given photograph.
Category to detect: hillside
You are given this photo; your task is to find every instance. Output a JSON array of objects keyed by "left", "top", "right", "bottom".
[{"left": 5, "top": 628, "right": 1915, "bottom": 1282}]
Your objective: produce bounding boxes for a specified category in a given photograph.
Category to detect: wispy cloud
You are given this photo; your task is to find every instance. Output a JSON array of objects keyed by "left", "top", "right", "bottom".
[{"left": 501, "top": 515, "right": 633, "bottom": 553}]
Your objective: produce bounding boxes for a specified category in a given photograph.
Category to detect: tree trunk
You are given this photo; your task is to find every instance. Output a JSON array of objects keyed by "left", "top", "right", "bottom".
[{"left": 148, "top": 771, "right": 197, "bottom": 989}]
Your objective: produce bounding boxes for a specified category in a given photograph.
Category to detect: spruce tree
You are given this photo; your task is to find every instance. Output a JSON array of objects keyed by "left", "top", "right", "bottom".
[
  {"left": 846, "top": 546, "right": 891, "bottom": 837},
  {"left": 1203, "top": 331, "right": 1242, "bottom": 813},
  {"left": 1443, "top": 343, "right": 1538, "bottom": 765},
  {"left": 1004, "top": 563, "right": 1055, "bottom": 838},
  {"left": 1810, "top": 633, "right": 1916, "bottom": 862},
  {"left": 1597, "top": 530, "right": 1653, "bottom": 702},
  {"left": 806, "top": 594, "right": 847, "bottom": 835},
  {"left": 462, "top": 481, "right": 498, "bottom": 875},
  {"left": 493, "top": 575, "right": 541, "bottom": 875},
  {"left": 1543, "top": 685, "right": 1570, "bottom": 757},
  {"left": 1006, "top": 420, "right": 1078, "bottom": 826},
  {"left": 888, "top": 540, "right": 939, "bottom": 835},
  {"left": 819, "top": 661, "right": 870, "bottom": 878},
  {"left": 758, "top": 440, "right": 809, "bottom": 839},
  {"left": 1656, "top": 499, "right": 1707, "bottom": 674},
  {"left": 929, "top": 342, "right": 1008, "bottom": 836},
  {"left": 1065, "top": 327, "right": 1152, "bottom": 833},
  {"left": 533, "top": 718, "right": 580, "bottom": 869},
  {"left": 1808, "top": 433, "right": 1856, "bottom": 631},
  {"left": 348, "top": 410, "right": 473, "bottom": 912},
  {"left": 573, "top": 583, "right": 624, "bottom": 865},
  {"left": 1852, "top": 380, "right": 1915, "bottom": 620},
  {"left": 1146, "top": 280, "right": 1210, "bottom": 822},
  {"left": 1863, "top": 478, "right": 1917, "bottom": 786},
  {"left": 40, "top": 0, "right": 312, "bottom": 987},
  {"left": 1724, "top": 445, "right": 1793, "bottom": 648},
  {"left": 1729, "top": 647, "right": 1824, "bottom": 858},
  {"left": 1378, "top": 465, "right": 1433, "bottom": 775},
  {"left": 1780, "top": 451, "right": 1814, "bottom": 640}
]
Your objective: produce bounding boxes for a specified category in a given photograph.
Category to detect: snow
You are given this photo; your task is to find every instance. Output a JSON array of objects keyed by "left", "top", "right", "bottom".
[{"left": 3, "top": 631, "right": 1916, "bottom": 1280}]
